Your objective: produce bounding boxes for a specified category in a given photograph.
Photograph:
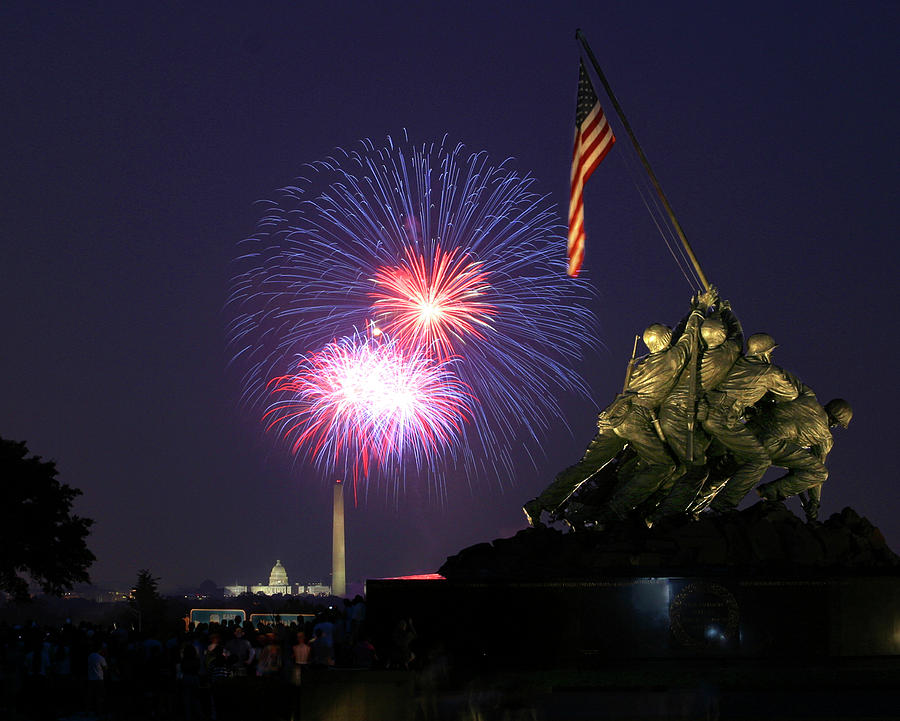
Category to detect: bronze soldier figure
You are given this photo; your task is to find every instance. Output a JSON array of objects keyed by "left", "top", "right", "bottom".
[
  {"left": 648, "top": 299, "right": 743, "bottom": 522},
  {"left": 753, "top": 395, "right": 852, "bottom": 521},
  {"left": 522, "top": 293, "right": 710, "bottom": 527},
  {"left": 704, "top": 333, "right": 801, "bottom": 512}
]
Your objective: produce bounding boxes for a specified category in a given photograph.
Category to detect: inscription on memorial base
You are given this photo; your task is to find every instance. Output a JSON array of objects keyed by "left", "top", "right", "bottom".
[{"left": 669, "top": 581, "right": 739, "bottom": 651}]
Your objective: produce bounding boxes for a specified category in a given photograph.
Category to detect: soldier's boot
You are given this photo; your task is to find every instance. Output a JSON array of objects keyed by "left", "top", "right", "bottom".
[
  {"left": 523, "top": 499, "right": 544, "bottom": 528},
  {"left": 799, "top": 493, "right": 820, "bottom": 523},
  {"left": 689, "top": 476, "right": 728, "bottom": 514},
  {"left": 646, "top": 465, "right": 708, "bottom": 526}
]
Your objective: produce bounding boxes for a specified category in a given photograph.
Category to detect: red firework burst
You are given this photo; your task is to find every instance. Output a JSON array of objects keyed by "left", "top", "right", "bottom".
[{"left": 370, "top": 246, "right": 497, "bottom": 358}]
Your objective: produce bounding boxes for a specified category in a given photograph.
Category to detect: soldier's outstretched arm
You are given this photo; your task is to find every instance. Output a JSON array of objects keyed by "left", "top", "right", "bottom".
[
  {"left": 671, "top": 311, "right": 689, "bottom": 344},
  {"left": 672, "top": 296, "right": 707, "bottom": 354},
  {"left": 719, "top": 300, "right": 744, "bottom": 349}
]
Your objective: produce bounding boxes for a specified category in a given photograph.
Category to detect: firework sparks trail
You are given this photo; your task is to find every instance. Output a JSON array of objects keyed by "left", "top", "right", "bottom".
[
  {"left": 228, "top": 133, "right": 599, "bottom": 499},
  {"left": 371, "top": 245, "right": 496, "bottom": 359},
  {"left": 264, "top": 333, "right": 474, "bottom": 501}
]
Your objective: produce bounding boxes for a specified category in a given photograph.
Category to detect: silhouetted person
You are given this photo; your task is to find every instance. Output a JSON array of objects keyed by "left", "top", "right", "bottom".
[
  {"left": 85, "top": 641, "right": 107, "bottom": 717},
  {"left": 178, "top": 642, "right": 203, "bottom": 721},
  {"left": 389, "top": 618, "right": 416, "bottom": 669},
  {"left": 309, "top": 627, "right": 334, "bottom": 667}
]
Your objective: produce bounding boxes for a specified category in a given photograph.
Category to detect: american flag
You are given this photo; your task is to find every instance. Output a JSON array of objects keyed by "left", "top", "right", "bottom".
[{"left": 568, "top": 60, "right": 615, "bottom": 277}]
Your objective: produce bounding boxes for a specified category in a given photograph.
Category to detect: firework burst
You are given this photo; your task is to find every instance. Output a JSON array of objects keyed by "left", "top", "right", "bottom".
[
  {"left": 264, "top": 333, "right": 474, "bottom": 499},
  {"left": 370, "top": 245, "right": 496, "bottom": 358},
  {"left": 228, "top": 133, "right": 598, "bottom": 498}
]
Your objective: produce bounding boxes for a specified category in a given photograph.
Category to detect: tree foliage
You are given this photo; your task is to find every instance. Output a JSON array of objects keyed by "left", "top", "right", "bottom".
[
  {"left": 0, "top": 437, "right": 95, "bottom": 600},
  {"left": 131, "top": 569, "right": 161, "bottom": 606},
  {"left": 130, "top": 569, "right": 166, "bottom": 633}
]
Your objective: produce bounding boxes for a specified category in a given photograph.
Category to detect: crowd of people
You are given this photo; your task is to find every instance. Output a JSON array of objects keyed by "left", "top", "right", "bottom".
[{"left": 0, "top": 596, "right": 421, "bottom": 720}]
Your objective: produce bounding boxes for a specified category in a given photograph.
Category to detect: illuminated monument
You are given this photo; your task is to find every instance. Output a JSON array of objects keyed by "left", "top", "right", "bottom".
[
  {"left": 267, "top": 559, "right": 289, "bottom": 588},
  {"left": 222, "top": 481, "right": 347, "bottom": 599},
  {"left": 224, "top": 560, "right": 332, "bottom": 597},
  {"left": 332, "top": 479, "right": 346, "bottom": 597}
]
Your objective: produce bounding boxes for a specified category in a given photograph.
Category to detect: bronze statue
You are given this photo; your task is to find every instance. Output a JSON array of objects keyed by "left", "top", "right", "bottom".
[
  {"left": 703, "top": 333, "right": 801, "bottom": 513},
  {"left": 752, "top": 395, "right": 853, "bottom": 521},
  {"left": 648, "top": 298, "right": 743, "bottom": 523},
  {"left": 522, "top": 292, "right": 710, "bottom": 527},
  {"left": 527, "top": 288, "right": 851, "bottom": 530}
]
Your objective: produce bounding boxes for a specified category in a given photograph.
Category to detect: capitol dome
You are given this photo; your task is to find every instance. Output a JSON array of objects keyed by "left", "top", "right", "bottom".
[{"left": 268, "top": 559, "right": 289, "bottom": 587}]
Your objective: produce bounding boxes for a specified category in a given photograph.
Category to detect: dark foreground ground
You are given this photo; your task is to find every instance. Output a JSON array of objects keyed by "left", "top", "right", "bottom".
[{"left": 8, "top": 655, "right": 898, "bottom": 721}]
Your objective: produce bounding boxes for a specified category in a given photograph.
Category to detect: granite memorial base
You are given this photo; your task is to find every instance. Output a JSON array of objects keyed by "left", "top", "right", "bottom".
[
  {"left": 367, "top": 574, "right": 899, "bottom": 666},
  {"left": 367, "top": 505, "right": 900, "bottom": 666}
]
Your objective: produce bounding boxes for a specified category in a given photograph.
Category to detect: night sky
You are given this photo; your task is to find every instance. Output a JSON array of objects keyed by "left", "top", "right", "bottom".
[{"left": 3, "top": 2, "right": 897, "bottom": 593}]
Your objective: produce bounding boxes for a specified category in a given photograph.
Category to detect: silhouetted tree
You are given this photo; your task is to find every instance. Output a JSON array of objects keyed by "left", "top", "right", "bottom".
[
  {"left": 0, "top": 437, "right": 95, "bottom": 600},
  {"left": 130, "top": 569, "right": 166, "bottom": 633}
]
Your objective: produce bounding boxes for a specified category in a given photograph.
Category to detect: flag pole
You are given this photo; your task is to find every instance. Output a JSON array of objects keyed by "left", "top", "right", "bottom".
[{"left": 575, "top": 29, "right": 710, "bottom": 292}]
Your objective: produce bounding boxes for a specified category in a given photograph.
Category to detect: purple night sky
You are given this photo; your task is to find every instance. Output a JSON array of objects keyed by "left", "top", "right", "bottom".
[{"left": 2, "top": 2, "right": 897, "bottom": 592}]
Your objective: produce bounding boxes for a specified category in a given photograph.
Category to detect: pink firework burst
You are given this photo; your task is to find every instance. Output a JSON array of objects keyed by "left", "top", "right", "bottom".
[
  {"left": 370, "top": 246, "right": 497, "bottom": 358},
  {"left": 263, "top": 333, "right": 474, "bottom": 494}
]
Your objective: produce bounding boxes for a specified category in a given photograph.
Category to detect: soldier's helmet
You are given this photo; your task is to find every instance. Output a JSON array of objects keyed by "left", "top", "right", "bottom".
[
  {"left": 747, "top": 333, "right": 778, "bottom": 357},
  {"left": 642, "top": 324, "right": 672, "bottom": 353},
  {"left": 824, "top": 398, "right": 853, "bottom": 428},
  {"left": 700, "top": 318, "right": 726, "bottom": 348}
]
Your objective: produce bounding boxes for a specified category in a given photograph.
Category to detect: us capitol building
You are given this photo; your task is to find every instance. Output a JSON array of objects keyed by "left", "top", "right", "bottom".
[{"left": 224, "top": 560, "right": 331, "bottom": 597}]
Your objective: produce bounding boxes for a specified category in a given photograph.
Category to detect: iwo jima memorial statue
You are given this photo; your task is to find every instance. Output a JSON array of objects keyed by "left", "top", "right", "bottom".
[
  {"left": 370, "top": 31, "right": 900, "bottom": 661},
  {"left": 521, "top": 285, "right": 853, "bottom": 531}
]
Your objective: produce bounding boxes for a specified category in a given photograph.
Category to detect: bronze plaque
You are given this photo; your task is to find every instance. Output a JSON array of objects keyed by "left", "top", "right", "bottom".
[{"left": 669, "top": 581, "right": 740, "bottom": 650}]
